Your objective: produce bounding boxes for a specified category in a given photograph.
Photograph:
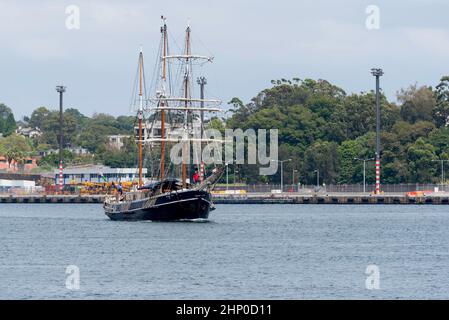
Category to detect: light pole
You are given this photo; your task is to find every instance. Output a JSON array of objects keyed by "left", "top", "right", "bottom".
[
  {"left": 226, "top": 163, "right": 229, "bottom": 191},
  {"left": 432, "top": 159, "right": 449, "bottom": 187},
  {"left": 313, "top": 169, "right": 320, "bottom": 188},
  {"left": 56, "top": 85, "right": 66, "bottom": 192},
  {"left": 292, "top": 169, "right": 298, "bottom": 192},
  {"left": 371, "top": 68, "right": 383, "bottom": 194},
  {"left": 225, "top": 161, "right": 233, "bottom": 191},
  {"left": 271, "top": 159, "right": 291, "bottom": 192},
  {"left": 197, "top": 77, "right": 207, "bottom": 179},
  {"left": 197, "top": 77, "right": 207, "bottom": 135},
  {"left": 354, "top": 157, "right": 375, "bottom": 193},
  {"left": 234, "top": 168, "right": 239, "bottom": 193}
]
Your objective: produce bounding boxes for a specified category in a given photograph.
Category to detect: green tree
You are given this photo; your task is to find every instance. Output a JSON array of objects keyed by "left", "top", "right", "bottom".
[
  {"left": 0, "top": 134, "right": 33, "bottom": 168},
  {"left": 0, "top": 103, "right": 16, "bottom": 136},
  {"left": 407, "top": 138, "right": 437, "bottom": 183},
  {"left": 428, "top": 127, "right": 449, "bottom": 157},
  {"left": 116, "top": 115, "right": 136, "bottom": 132},
  {"left": 29, "top": 106, "right": 51, "bottom": 128},
  {"left": 303, "top": 140, "right": 340, "bottom": 184},
  {"left": 328, "top": 92, "right": 399, "bottom": 142},
  {"left": 338, "top": 140, "right": 364, "bottom": 184},
  {"left": 397, "top": 84, "right": 436, "bottom": 123},
  {"left": 434, "top": 76, "right": 449, "bottom": 127}
]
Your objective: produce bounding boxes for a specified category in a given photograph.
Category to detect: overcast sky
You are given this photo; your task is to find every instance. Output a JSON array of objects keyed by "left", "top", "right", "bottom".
[{"left": 0, "top": 0, "right": 448, "bottom": 119}]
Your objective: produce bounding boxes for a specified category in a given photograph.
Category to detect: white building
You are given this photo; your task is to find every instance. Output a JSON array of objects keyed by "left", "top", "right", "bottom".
[
  {"left": 54, "top": 164, "right": 147, "bottom": 184},
  {"left": 107, "top": 135, "right": 129, "bottom": 150},
  {"left": 40, "top": 147, "right": 90, "bottom": 157},
  {"left": 0, "top": 179, "right": 36, "bottom": 192},
  {"left": 67, "top": 147, "right": 90, "bottom": 156},
  {"left": 136, "top": 120, "right": 203, "bottom": 144},
  {"left": 15, "top": 126, "right": 42, "bottom": 138}
]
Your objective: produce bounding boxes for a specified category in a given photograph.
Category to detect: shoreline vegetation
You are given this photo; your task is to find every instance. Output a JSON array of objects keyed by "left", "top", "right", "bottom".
[{"left": 1, "top": 76, "right": 449, "bottom": 185}]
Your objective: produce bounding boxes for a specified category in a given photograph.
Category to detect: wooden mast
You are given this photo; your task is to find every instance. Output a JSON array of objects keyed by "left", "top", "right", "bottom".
[
  {"left": 160, "top": 18, "right": 167, "bottom": 182},
  {"left": 138, "top": 48, "right": 143, "bottom": 187},
  {"left": 181, "top": 25, "right": 191, "bottom": 188}
]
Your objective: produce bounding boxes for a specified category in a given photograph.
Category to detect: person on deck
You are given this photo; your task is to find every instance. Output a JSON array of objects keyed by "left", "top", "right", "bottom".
[{"left": 193, "top": 169, "right": 200, "bottom": 184}]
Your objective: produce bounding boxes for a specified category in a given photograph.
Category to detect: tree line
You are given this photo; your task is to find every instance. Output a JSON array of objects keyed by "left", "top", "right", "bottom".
[
  {"left": 0, "top": 106, "right": 137, "bottom": 171},
  {"left": 1, "top": 75, "right": 449, "bottom": 184},
  {"left": 225, "top": 76, "right": 449, "bottom": 185}
]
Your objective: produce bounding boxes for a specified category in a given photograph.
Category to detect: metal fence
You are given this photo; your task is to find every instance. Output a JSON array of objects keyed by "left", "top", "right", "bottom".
[
  {"left": 2, "top": 183, "right": 449, "bottom": 196},
  {"left": 214, "top": 184, "right": 449, "bottom": 193}
]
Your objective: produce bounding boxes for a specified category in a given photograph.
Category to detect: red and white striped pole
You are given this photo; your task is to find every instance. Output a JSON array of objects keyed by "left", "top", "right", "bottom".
[
  {"left": 59, "top": 160, "right": 63, "bottom": 192},
  {"left": 375, "top": 159, "right": 380, "bottom": 194},
  {"left": 56, "top": 85, "right": 66, "bottom": 194},
  {"left": 371, "top": 68, "right": 383, "bottom": 195},
  {"left": 199, "top": 161, "right": 205, "bottom": 182}
]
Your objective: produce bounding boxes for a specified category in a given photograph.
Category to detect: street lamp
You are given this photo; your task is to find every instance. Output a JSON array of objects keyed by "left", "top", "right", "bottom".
[
  {"left": 225, "top": 161, "right": 234, "bottom": 191},
  {"left": 225, "top": 162, "right": 229, "bottom": 191},
  {"left": 354, "top": 157, "right": 375, "bottom": 193},
  {"left": 271, "top": 159, "right": 292, "bottom": 192},
  {"left": 292, "top": 169, "right": 298, "bottom": 192},
  {"left": 432, "top": 159, "right": 449, "bottom": 187},
  {"left": 313, "top": 169, "right": 320, "bottom": 188},
  {"left": 196, "top": 76, "right": 207, "bottom": 138},
  {"left": 234, "top": 168, "right": 239, "bottom": 193},
  {"left": 371, "top": 68, "right": 384, "bottom": 194}
]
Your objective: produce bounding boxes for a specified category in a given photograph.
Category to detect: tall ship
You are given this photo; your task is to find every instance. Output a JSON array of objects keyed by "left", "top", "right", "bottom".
[{"left": 103, "top": 16, "right": 224, "bottom": 221}]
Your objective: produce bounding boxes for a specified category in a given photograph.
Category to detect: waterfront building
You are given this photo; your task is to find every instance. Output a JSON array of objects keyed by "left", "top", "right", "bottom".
[
  {"left": 0, "top": 156, "right": 39, "bottom": 173},
  {"left": 54, "top": 164, "right": 147, "bottom": 184},
  {"left": 0, "top": 172, "right": 52, "bottom": 192},
  {"left": 0, "top": 179, "right": 36, "bottom": 192}
]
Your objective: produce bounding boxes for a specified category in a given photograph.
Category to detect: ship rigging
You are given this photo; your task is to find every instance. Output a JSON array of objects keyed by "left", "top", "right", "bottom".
[{"left": 103, "top": 16, "right": 224, "bottom": 221}]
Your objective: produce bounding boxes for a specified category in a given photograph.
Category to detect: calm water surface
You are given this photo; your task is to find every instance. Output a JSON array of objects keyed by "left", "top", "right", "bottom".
[{"left": 0, "top": 204, "right": 449, "bottom": 299}]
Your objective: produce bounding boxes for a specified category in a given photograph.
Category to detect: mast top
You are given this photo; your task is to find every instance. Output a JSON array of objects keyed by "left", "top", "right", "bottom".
[{"left": 161, "top": 15, "right": 167, "bottom": 32}]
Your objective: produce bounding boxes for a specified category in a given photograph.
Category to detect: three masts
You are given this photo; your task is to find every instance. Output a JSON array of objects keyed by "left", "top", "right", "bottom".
[
  {"left": 136, "top": 16, "right": 220, "bottom": 187},
  {"left": 103, "top": 17, "right": 223, "bottom": 221}
]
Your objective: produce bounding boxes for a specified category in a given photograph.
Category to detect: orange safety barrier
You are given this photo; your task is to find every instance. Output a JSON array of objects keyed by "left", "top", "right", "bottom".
[{"left": 405, "top": 190, "right": 433, "bottom": 197}]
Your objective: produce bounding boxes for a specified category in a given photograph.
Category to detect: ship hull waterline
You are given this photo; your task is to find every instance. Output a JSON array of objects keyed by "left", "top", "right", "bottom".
[{"left": 103, "top": 189, "right": 213, "bottom": 221}]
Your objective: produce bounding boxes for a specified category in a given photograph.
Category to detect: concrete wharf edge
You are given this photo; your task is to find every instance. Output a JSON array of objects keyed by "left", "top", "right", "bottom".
[{"left": 1, "top": 194, "right": 449, "bottom": 205}]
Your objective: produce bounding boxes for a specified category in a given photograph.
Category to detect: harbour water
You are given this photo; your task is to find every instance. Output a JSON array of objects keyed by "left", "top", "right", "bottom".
[{"left": 1, "top": 204, "right": 449, "bottom": 299}]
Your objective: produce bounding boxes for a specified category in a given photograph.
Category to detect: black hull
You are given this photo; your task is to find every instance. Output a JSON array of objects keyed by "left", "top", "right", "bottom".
[{"left": 103, "top": 189, "right": 212, "bottom": 221}]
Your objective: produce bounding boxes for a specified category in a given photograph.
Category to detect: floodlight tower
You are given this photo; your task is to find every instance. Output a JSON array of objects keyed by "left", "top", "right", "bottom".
[
  {"left": 56, "top": 85, "right": 66, "bottom": 192},
  {"left": 197, "top": 76, "right": 207, "bottom": 135},
  {"left": 197, "top": 76, "right": 207, "bottom": 182},
  {"left": 371, "top": 68, "right": 383, "bottom": 194}
]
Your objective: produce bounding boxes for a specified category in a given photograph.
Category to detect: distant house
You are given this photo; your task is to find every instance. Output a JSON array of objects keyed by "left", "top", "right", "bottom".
[
  {"left": 39, "top": 147, "right": 90, "bottom": 157},
  {"left": 67, "top": 147, "right": 90, "bottom": 156},
  {"left": 0, "top": 156, "right": 7, "bottom": 170},
  {"left": 0, "top": 155, "right": 39, "bottom": 173},
  {"left": 38, "top": 149, "right": 57, "bottom": 157},
  {"left": 107, "top": 135, "right": 129, "bottom": 150},
  {"left": 15, "top": 126, "right": 42, "bottom": 138}
]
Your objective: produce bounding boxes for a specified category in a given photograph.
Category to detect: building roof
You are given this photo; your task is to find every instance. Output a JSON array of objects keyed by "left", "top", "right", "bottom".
[
  {"left": 107, "top": 134, "right": 130, "bottom": 138},
  {"left": 54, "top": 164, "right": 147, "bottom": 175}
]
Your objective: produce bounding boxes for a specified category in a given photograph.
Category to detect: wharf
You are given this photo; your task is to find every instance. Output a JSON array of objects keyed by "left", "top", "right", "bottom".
[{"left": 1, "top": 193, "right": 449, "bottom": 204}]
